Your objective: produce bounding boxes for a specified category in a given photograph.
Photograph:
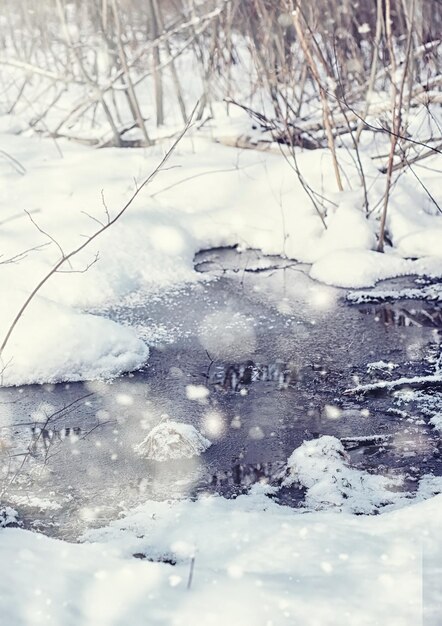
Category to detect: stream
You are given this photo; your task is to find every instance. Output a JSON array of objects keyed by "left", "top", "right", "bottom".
[{"left": 1, "top": 247, "right": 441, "bottom": 539}]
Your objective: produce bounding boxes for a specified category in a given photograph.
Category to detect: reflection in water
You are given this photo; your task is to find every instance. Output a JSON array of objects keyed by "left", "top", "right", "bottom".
[
  {"left": 210, "top": 460, "right": 278, "bottom": 493},
  {"left": 211, "top": 361, "right": 297, "bottom": 391},
  {"left": 28, "top": 426, "right": 82, "bottom": 457},
  {"left": 359, "top": 304, "right": 442, "bottom": 329}
]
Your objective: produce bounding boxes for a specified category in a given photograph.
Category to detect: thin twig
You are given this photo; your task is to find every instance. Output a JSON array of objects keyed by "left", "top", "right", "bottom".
[{"left": 0, "top": 104, "right": 197, "bottom": 361}]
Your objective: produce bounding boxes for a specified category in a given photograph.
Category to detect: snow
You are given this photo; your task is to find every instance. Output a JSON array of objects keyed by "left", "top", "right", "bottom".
[
  {"left": 310, "top": 249, "right": 442, "bottom": 289},
  {"left": 358, "top": 23, "right": 371, "bottom": 34},
  {"left": 347, "top": 283, "right": 442, "bottom": 304},
  {"left": 0, "top": 489, "right": 441, "bottom": 625},
  {"left": 1, "top": 117, "right": 442, "bottom": 384},
  {"left": 1, "top": 14, "right": 442, "bottom": 626},
  {"left": 430, "top": 413, "right": 442, "bottom": 433},
  {"left": 7, "top": 494, "right": 63, "bottom": 512},
  {"left": 312, "top": 203, "right": 376, "bottom": 259},
  {"left": 282, "top": 436, "right": 405, "bottom": 514},
  {"left": 185, "top": 385, "right": 210, "bottom": 401},
  {"left": 0, "top": 506, "right": 19, "bottom": 527},
  {"left": 0, "top": 293, "right": 149, "bottom": 386},
  {"left": 367, "top": 360, "right": 398, "bottom": 374},
  {"left": 344, "top": 373, "right": 442, "bottom": 395},
  {"left": 135, "top": 420, "right": 212, "bottom": 461},
  {"left": 416, "top": 474, "right": 442, "bottom": 500},
  {"left": 1, "top": 86, "right": 441, "bottom": 623}
]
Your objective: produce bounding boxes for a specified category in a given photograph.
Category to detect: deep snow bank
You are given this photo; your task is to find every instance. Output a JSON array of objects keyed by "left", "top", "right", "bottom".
[
  {"left": 0, "top": 294, "right": 149, "bottom": 386},
  {"left": 1, "top": 491, "right": 441, "bottom": 625}
]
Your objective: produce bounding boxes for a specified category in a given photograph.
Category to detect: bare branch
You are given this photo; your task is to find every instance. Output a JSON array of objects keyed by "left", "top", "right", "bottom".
[
  {"left": 0, "top": 104, "right": 197, "bottom": 360},
  {"left": 0, "top": 149, "right": 26, "bottom": 175}
]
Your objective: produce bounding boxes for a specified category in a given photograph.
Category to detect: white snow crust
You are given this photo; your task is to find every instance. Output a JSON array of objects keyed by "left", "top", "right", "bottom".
[
  {"left": 0, "top": 490, "right": 441, "bottom": 625},
  {"left": 135, "top": 420, "right": 212, "bottom": 461}
]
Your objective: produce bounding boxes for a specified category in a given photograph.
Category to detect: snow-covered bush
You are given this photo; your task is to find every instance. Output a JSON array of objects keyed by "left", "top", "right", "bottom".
[
  {"left": 135, "top": 420, "right": 211, "bottom": 462},
  {"left": 282, "top": 436, "right": 404, "bottom": 514}
]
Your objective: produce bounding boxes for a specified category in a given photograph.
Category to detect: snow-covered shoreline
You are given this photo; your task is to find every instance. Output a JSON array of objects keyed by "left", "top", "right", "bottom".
[{"left": 1, "top": 112, "right": 441, "bottom": 386}]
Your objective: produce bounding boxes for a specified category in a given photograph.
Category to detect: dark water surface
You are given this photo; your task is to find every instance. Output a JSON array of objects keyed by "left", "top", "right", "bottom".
[{"left": 1, "top": 248, "right": 441, "bottom": 538}]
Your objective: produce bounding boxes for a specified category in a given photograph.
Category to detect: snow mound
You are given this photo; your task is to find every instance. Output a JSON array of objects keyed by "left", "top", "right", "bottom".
[
  {"left": 1, "top": 294, "right": 149, "bottom": 387},
  {"left": 397, "top": 228, "right": 442, "bottom": 258},
  {"left": 310, "top": 250, "right": 410, "bottom": 288},
  {"left": 0, "top": 507, "right": 20, "bottom": 528},
  {"left": 135, "top": 420, "right": 212, "bottom": 461},
  {"left": 430, "top": 413, "right": 442, "bottom": 433},
  {"left": 415, "top": 474, "right": 442, "bottom": 500},
  {"left": 314, "top": 205, "right": 376, "bottom": 257},
  {"left": 282, "top": 436, "right": 404, "bottom": 514}
]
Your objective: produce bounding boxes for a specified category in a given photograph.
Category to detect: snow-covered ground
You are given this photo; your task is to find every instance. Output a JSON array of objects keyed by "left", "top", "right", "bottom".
[
  {"left": 2, "top": 430, "right": 442, "bottom": 624},
  {"left": 1, "top": 104, "right": 441, "bottom": 386},
  {"left": 1, "top": 487, "right": 441, "bottom": 625},
  {"left": 1, "top": 85, "right": 442, "bottom": 626}
]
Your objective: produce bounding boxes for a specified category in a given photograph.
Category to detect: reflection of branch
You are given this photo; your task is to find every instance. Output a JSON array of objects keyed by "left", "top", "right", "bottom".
[
  {"left": 0, "top": 106, "right": 195, "bottom": 361},
  {"left": 45, "top": 420, "right": 113, "bottom": 464},
  {"left": 204, "top": 350, "right": 215, "bottom": 382},
  {"left": 0, "top": 392, "right": 95, "bottom": 497}
]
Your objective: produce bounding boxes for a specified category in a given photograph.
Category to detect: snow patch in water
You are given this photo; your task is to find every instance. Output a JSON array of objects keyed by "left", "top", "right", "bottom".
[
  {"left": 283, "top": 435, "right": 404, "bottom": 514},
  {"left": 135, "top": 420, "right": 212, "bottom": 461}
]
